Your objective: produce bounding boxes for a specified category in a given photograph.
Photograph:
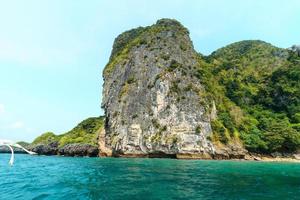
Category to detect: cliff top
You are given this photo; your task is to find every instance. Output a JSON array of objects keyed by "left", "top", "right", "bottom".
[{"left": 104, "top": 18, "right": 190, "bottom": 76}]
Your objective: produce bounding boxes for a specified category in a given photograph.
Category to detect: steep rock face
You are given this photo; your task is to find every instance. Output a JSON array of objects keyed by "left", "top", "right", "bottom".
[
  {"left": 289, "top": 45, "right": 300, "bottom": 56},
  {"left": 101, "top": 19, "right": 215, "bottom": 158}
]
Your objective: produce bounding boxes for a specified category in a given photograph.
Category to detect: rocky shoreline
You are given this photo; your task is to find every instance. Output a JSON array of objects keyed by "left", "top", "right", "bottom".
[
  {"left": 0, "top": 143, "right": 98, "bottom": 157},
  {"left": 30, "top": 143, "right": 99, "bottom": 157},
  {"left": 100, "top": 152, "right": 300, "bottom": 162},
  {"left": 1, "top": 145, "right": 299, "bottom": 162},
  {"left": 245, "top": 153, "right": 300, "bottom": 162}
]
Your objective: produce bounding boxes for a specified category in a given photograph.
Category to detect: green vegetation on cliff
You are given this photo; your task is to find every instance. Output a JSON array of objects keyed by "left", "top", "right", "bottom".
[
  {"left": 32, "top": 132, "right": 59, "bottom": 145},
  {"left": 59, "top": 117, "right": 104, "bottom": 147},
  {"left": 104, "top": 19, "right": 189, "bottom": 77},
  {"left": 32, "top": 117, "right": 104, "bottom": 147},
  {"left": 196, "top": 40, "right": 300, "bottom": 153}
]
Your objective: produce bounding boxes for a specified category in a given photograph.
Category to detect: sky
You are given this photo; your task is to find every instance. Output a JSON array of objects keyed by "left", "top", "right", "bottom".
[{"left": 0, "top": 0, "right": 300, "bottom": 142}]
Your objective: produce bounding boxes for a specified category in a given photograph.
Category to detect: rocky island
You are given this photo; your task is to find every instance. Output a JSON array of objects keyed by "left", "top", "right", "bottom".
[
  {"left": 24, "top": 19, "right": 300, "bottom": 160},
  {"left": 18, "top": 117, "right": 104, "bottom": 157}
]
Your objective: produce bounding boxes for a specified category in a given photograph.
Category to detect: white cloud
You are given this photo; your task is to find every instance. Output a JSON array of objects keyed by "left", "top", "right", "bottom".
[{"left": 10, "top": 121, "right": 25, "bottom": 129}]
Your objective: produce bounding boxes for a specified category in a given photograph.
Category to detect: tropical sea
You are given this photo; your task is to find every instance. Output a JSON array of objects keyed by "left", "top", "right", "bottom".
[{"left": 0, "top": 154, "right": 299, "bottom": 200}]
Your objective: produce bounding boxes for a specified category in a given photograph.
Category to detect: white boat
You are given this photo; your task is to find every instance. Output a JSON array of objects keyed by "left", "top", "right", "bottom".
[{"left": 0, "top": 139, "right": 36, "bottom": 166}]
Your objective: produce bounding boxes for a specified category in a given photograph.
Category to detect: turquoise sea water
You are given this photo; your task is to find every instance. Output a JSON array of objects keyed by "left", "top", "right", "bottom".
[{"left": 0, "top": 154, "right": 299, "bottom": 200}]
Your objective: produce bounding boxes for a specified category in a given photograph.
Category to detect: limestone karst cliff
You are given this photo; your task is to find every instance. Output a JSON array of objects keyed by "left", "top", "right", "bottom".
[
  {"left": 101, "top": 19, "right": 235, "bottom": 158},
  {"left": 100, "top": 19, "right": 300, "bottom": 159}
]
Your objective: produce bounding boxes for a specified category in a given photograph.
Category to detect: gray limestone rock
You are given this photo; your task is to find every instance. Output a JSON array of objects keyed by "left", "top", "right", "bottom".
[
  {"left": 58, "top": 144, "right": 98, "bottom": 157},
  {"left": 101, "top": 19, "right": 216, "bottom": 157}
]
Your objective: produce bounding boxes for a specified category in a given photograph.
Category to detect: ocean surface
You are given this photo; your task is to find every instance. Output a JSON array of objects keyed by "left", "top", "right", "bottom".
[{"left": 0, "top": 154, "right": 299, "bottom": 200}]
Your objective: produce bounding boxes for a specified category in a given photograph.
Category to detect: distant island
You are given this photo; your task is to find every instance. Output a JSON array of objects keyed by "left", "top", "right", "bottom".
[{"left": 10, "top": 19, "right": 299, "bottom": 161}]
